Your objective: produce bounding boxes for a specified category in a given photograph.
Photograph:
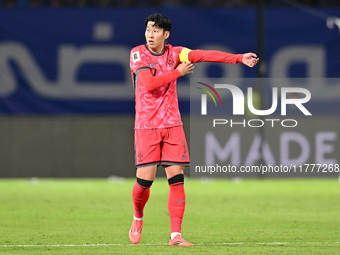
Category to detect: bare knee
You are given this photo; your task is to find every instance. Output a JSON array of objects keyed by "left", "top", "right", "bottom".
[
  {"left": 136, "top": 165, "right": 157, "bottom": 181},
  {"left": 164, "top": 165, "right": 185, "bottom": 179}
]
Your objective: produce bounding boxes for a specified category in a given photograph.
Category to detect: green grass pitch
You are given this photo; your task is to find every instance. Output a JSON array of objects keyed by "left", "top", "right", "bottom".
[{"left": 0, "top": 178, "right": 339, "bottom": 254}]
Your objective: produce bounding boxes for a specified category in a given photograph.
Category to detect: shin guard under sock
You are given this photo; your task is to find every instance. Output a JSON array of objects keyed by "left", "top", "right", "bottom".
[
  {"left": 132, "top": 178, "right": 153, "bottom": 219},
  {"left": 167, "top": 174, "right": 185, "bottom": 234}
]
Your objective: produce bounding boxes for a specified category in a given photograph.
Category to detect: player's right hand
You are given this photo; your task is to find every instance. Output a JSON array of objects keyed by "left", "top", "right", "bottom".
[{"left": 177, "top": 61, "right": 194, "bottom": 76}]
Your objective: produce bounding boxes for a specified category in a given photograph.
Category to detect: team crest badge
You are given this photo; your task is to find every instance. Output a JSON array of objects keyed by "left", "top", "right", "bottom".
[
  {"left": 132, "top": 51, "right": 141, "bottom": 63},
  {"left": 167, "top": 57, "right": 175, "bottom": 68},
  {"left": 138, "top": 151, "right": 143, "bottom": 162}
]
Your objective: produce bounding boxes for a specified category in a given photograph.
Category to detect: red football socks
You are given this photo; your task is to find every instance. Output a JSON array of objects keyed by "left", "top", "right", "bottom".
[
  {"left": 168, "top": 174, "right": 185, "bottom": 233},
  {"left": 132, "top": 178, "right": 153, "bottom": 219}
]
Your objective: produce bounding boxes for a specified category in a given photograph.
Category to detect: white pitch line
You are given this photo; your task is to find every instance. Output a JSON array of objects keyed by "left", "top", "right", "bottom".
[
  {"left": 0, "top": 242, "right": 339, "bottom": 248},
  {"left": 0, "top": 243, "right": 166, "bottom": 248},
  {"left": 1, "top": 244, "right": 120, "bottom": 248}
]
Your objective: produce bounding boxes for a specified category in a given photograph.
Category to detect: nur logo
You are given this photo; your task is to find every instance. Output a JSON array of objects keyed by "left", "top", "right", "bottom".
[
  {"left": 196, "top": 82, "right": 222, "bottom": 115},
  {"left": 197, "top": 82, "right": 311, "bottom": 116}
]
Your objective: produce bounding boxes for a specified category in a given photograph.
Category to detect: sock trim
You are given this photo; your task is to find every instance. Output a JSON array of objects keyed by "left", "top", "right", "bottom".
[
  {"left": 133, "top": 215, "right": 144, "bottom": 221},
  {"left": 169, "top": 182, "right": 184, "bottom": 187},
  {"left": 137, "top": 177, "right": 153, "bottom": 188},
  {"left": 168, "top": 174, "right": 184, "bottom": 185},
  {"left": 170, "top": 232, "right": 181, "bottom": 240}
]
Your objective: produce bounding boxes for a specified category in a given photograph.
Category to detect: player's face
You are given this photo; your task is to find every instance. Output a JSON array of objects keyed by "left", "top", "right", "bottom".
[{"left": 145, "top": 21, "right": 169, "bottom": 53}]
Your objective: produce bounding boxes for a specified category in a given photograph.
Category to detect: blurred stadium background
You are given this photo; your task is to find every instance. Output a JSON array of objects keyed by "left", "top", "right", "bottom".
[{"left": 0, "top": 0, "right": 339, "bottom": 179}]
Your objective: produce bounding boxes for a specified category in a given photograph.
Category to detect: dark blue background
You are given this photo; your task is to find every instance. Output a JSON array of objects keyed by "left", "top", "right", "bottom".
[{"left": 0, "top": 8, "right": 339, "bottom": 115}]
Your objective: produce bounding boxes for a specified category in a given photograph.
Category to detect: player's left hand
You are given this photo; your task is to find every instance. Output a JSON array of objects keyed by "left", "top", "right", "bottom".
[{"left": 242, "top": 53, "right": 259, "bottom": 68}]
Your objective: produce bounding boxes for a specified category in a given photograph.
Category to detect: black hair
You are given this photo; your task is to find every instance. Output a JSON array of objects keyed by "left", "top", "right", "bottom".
[{"left": 144, "top": 13, "right": 172, "bottom": 32}]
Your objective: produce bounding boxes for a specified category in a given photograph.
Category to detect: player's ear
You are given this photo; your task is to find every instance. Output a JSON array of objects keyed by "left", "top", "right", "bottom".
[{"left": 164, "top": 31, "right": 170, "bottom": 40}]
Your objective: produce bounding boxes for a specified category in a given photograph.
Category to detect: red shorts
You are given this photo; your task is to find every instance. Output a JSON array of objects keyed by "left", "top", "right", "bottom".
[{"left": 134, "top": 125, "right": 190, "bottom": 168}]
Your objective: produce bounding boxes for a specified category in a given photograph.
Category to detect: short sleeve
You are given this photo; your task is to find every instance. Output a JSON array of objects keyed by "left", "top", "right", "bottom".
[{"left": 130, "top": 48, "right": 151, "bottom": 73}]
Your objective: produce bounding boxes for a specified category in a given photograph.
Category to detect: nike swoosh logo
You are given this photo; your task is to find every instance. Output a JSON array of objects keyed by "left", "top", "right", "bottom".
[
  {"left": 182, "top": 156, "right": 188, "bottom": 159},
  {"left": 177, "top": 200, "right": 186, "bottom": 203},
  {"left": 149, "top": 63, "right": 157, "bottom": 66}
]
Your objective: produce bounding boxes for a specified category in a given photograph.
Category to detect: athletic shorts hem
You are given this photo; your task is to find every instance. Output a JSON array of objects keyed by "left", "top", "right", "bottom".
[
  {"left": 136, "top": 161, "right": 190, "bottom": 169},
  {"left": 136, "top": 161, "right": 161, "bottom": 169},
  {"left": 160, "top": 160, "right": 190, "bottom": 166}
]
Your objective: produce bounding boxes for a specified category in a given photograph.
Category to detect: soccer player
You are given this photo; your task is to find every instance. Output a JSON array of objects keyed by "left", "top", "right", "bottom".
[{"left": 129, "top": 13, "right": 259, "bottom": 246}]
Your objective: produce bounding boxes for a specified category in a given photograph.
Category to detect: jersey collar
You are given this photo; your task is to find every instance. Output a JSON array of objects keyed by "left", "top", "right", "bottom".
[{"left": 145, "top": 44, "right": 165, "bottom": 56}]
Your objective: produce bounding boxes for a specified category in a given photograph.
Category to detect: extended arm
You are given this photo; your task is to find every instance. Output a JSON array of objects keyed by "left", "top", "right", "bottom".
[
  {"left": 179, "top": 48, "right": 259, "bottom": 68},
  {"left": 189, "top": 49, "right": 243, "bottom": 64}
]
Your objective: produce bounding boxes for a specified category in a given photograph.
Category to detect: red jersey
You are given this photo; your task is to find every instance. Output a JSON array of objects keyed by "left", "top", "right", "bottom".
[
  {"left": 130, "top": 44, "right": 243, "bottom": 130},
  {"left": 130, "top": 44, "right": 183, "bottom": 129}
]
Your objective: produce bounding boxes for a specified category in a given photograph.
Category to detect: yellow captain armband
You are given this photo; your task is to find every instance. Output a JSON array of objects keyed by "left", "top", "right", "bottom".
[{"left": 179, "top": 48, "right": 192, "bottom": 63}]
